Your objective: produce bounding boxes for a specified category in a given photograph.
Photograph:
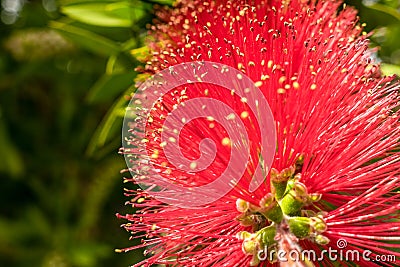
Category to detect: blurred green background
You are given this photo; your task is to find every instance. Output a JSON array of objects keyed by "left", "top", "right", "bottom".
[{"left": 0, "top": 0, "right": 398, "bottom": 267}]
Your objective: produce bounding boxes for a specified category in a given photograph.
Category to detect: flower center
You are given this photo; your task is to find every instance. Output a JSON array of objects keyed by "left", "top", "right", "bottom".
[{"left": 236, "top": 158, "right": 329, "bottom": 266}]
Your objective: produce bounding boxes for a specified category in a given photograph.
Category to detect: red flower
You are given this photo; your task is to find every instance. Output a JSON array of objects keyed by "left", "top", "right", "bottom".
[{"left": 118, "top": 0, "right": 400, "bottom": 266}]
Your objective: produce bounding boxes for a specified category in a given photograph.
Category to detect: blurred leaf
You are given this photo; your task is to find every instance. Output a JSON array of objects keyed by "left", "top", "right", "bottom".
[
  {"left": 68, "top": 242, "right": 111, "bottom": 267},
  {"left": 381, "top": 63, "right": 400, "bottom": 76},
  {"left": 86, "top": 95, "right": 130, "bottom": 156},
  {"left": 49, "top": 20, "right": 120, "bottom": 56},
  {"left": 141, "top": 0, "right": 174, "bottom": 4},
  {"left": 121, "top": 38, "right": 138, "bottom": 52},
  {"left": 86, "top": 72, "right": 136, "bottom": 103},
  {"left": 0, "top": 116, "right": 24, "bottom": 177},
  {"left": 105, "top": 53, "right": 133, "bottom": 74},
  {"left": 60, "top": 1, "right": 145, "bottom": 27},
  {"left": 365, "top": 3, "right": 400, "bottom": 22},
  {"left": 371, "top": 25, "right": 400, "bottom": 64},
  {"left": 78, "top": 157, "right": 125, "bottom": 232}
]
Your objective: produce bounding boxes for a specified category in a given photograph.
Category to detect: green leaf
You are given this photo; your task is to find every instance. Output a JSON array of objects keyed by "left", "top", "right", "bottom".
[
  {"left": 86, "top": 72, "right": 136, "bottom": 103},
  {"left": 60, "top": 1, "right": 145, "bottom": 27},
  {"left": 77, "top": 157, "right": 125, "bottom": 232},
  {"left": 49, "top": 20, "right": 120, "bottom": 56},
  {"left": 86, "top": 94, "right": 130, "bottom": 156},
  {"left": 365, "top": 3, "right": 400, "bottom": 22},
  {"left": 0, "top": 116, "right": 23, "bottom": 177},
  {"left": 68, "top": 242, "right": 111, "bottom": 267},
  {"left": 381, "top": 63, "right": 400, "bottom": 76}
]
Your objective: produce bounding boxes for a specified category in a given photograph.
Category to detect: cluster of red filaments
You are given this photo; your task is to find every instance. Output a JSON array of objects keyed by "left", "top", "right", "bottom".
[{"left": 118, "top": 0, "right": 400, "bottom": 266}]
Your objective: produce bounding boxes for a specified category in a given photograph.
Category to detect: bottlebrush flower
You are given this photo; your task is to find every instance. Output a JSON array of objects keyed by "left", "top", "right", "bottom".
[{"left": 117, "top": 0, "right": 400, "bottom": 266}]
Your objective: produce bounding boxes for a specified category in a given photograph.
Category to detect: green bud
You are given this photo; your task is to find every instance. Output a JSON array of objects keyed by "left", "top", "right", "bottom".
[
  {"left": 259, "top": 225, "right": 277, "bottom": 247},
  {"left": 283, "top": 174, "right": 301, "bottom": 196},
  {"left": 280, "top": 180, "right": 309, "bottom": 216},
  {"left": 259, "top": 194, "right": 283, "bottom": 223},
  {"left": 271, "top": 180, "right": 287, "bottom": 200},
  {"left": 311, "top": 216, "right": 327, "bottom": 233},
  {"left": 259, "top": 193, "right": 274, "bottom": 208},
  {"left": 263, "top": 203, "right": 283, "bottom": 223},
  {"left": 288, "top": 217, "right": 312, "bottom": 239},
  {"left": 269, "top": 168, "right": 279, "bottom": 180},
  {"left": 242, "top": 238, "right": 257, "bottom": 254},
  {"left": 236, "top": 231, "right": 252, "bottom": 240},
  {"left": 315, "top": 234, "right": 330, "bottom": 245},
  {"left": 280, "top": 192, "right": 304, "bottom": 216},
  {"left": 238, "top": 231, "right": 262, "bottom": 256},
  {"left": 236, "top": 198, "right": 249, "bottom": 213},
  {"left": 270, "top": 167, "right": 294, "bottom": 199},
  {"left": 281, "top": 166, "right": 295, "bottom": 179},
  {"left": 293, "top": 181, "right": 308, "bottom": 196},
  {"left": 270, "top": 168, "right": 287, "bottom": 199}
]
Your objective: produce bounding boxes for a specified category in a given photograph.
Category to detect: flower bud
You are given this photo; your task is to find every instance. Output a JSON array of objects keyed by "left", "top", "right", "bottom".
[
  {"left": 242, "top": 238, "right": 257, "bottom": 254},
  {"left": 259, "top": 225, "right": 277, "bottom": 247},
  {"left": 236, "top": 198, "right": 249, "bottom": 213},
  {"left": 311, "top": 216, "right": 327, "bottom": 233},
  {"left": 288, "top": 217, "right": 312, "bottom": 239},
  {"left": 263, "top": 203, "right": 283, "bottom": 223},
  {"left": 315, "top": 234, "right": 330, "bottom": 245},
  {"left": 270, "top": 167, "right": 294, "bottom": 199},
  {"left": 236, "top": 231, "right": 252, "bottom": 240},
  {"left": 280, "top": 192, "right": 304, "bottom": 216}
]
